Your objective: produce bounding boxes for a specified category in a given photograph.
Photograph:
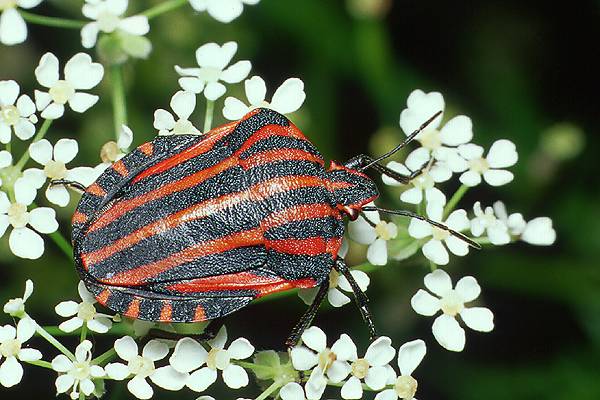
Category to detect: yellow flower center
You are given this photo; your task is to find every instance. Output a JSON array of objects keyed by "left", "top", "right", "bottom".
[
  {"left": 440, "top": 289, "right": 464, "bottom": 316},
  {"left": 0, "top": 338, "right": 21, "bottom": 357},
  {"left": 431, "top": 226, "right": 449, "bottom": 241},
  {"left": 70, "top": 361, "right": 91, "bottom": 380},
  {"left": 197, "top": 67, "right": 222, "bottom": 83},
  {"left": 328, "top": 270, "right": 340, "bottom": 289},
  {"left": 8, "top": 203, "right": 29, "bottom": 228},
  {"left": 351, "top": 358, "right": 370, "bottom": 379},
  {"left": 77, "top": 302, "right": 96, "bottom": 321},
  {"left": 49, "top": 80, "right": 75, "bottom": 105},
  {"left": 44, "top": 159, "right": 68, "bottom": 179},
  {"left": 97, "top": 11, "right": 121, "bottom": 32},
  {"left": 468, "top": 157, "right": 489, "bottom": 174},
  {"left": 0, "top": 105, "right": 19, "bottom": 125},
  {"left": 317, "top": 348, "right": 336, "bottom": 371},
  {"left": 375, "top": 221, "right": 396, "bottom": 241},
  {"left": 0, "top": 0, "right": 16, "bottom": 11},
  {"left": 100, "top": 141, "right": 120, "bottom": 163},
  {"left": 206, "top": 348, "right": 230, "bottom": 370},
  {"left": 418, "top": 129, "right": 441, "bottom": 150},
  {"left": 128, "top": 355, "right": 155, "bottom": 378},
  {"left": 395, "top": 375, "right": 418, "bottom": 399}
]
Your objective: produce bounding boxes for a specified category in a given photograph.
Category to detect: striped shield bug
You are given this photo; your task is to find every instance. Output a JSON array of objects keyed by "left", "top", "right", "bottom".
[{"left": 56, "top": 108, "right": 477, "bottom": 346}]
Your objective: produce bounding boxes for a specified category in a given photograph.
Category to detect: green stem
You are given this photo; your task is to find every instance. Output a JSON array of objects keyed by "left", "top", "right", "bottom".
[
  {"left": 35, "top": 324, "right": 75, "bottom": 360},
  {"left": 19, "top": 11, "right": 86, "bottom": 29},
  {"left": 255, "top": 381, "right": 281, "bottom": 400},
  {"left": 80, "top": 324, "right": 88, "bottom": 342},
  {"left": 203, "top": 100, "right": 214, "bottom": 132},
  {"left": 25, "top": 360, "right": 54, "bottom": 369},
  {"left": 443, "top": 184, "right": 469, "bottom": 219},
  {"left": 235, "top": 361, "right": 274, "bottom": 373},
  {"left": 110, "top": 65, "right": 127, "bottom": 140},
  {"left": 15, "top": 119, "right": 52, "bottom": 170},
  {"left": 49, "top": 231, "right": 73, "bottom": 260},
  {"left": 141, "top": 0, "right": 188, "bottom": 19},
  {"left": 92, "top": 349, "right": 117, "bottom": 366}
]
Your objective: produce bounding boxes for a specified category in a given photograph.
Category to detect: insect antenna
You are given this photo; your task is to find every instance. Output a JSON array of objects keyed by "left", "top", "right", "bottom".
[
  {"left": 361, "top": 205, "right": 481, "bottom": 250},
  {"left": 358, "top": 110, "right": 442, "bottom": 172}
]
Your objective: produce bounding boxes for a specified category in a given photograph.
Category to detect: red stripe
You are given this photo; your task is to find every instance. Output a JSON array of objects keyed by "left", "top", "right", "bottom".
[
  {"left": 240, "top": 148, "right": 324, "bottom": 169},
  {"left": 266, "top": 237, "right": 341, "bottom": 256},
  {"left": 100, "top": 227, "right": 264, "bottom": 286},
  {"left": 83, "top": 175, "right": 326, "bottom": 267},
  {"left": 166, "top": 272, "right": 316, "bottom": 296}
]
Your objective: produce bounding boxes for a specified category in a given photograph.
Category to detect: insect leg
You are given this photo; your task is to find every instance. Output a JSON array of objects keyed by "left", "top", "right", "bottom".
[
  {"left": 285, "top": 281, "right": 329, "bottom": 349},
  {"left": 50, "top": 179, "right": 87, "bottom": 192},
  {"left": 335, "top": 259, "right": 378, "bottom": 341},
  {"left": 345, "top": 154, "right": 430, "bottom": 184},
  {"left": 146, "top": 317, "right": 226, "bottom": 343}
]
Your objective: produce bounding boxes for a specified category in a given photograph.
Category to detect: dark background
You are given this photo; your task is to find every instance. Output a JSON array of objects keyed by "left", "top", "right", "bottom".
[{"left": 1, "top": 0, "right": 598, "bottom": 399}]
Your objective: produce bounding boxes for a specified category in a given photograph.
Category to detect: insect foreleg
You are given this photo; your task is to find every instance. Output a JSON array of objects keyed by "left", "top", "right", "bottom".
[
  {"left": 285, "top": 281, "right": 329, "bottom": 349},
  {"left": 50, "top": 179, "right": 87, "bottom": 192},
  {"left": 335, "top": 259, "right": 378, "bottom": 341},
  {"left": 345, "top": 154, "right": 429, "bottom": 184}
]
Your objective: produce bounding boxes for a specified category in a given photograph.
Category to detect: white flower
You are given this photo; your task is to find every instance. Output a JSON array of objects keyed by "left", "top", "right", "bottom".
[
  {"left": 399, "top": 89, "right": 473, "bottom": 172},
  {"left": 81, "top": 0, "right": 150, "bottom": 49},
  {"left": 153, "top": 91, "right": 201, "bottom": 135},
  {"left": 26, "top": 138, "right": 97, "bottom": 207},
  {"left": 0, "top": 0, "right": 43, "bottom": 45},
  {"left": 280, "top": 382, "right": 307, "bottom": 400},
  {"left": 290, "top": 327, "right": 355, "bottom": 400},
  {"left": 340, "top": 336, "right": 396, "bottom": 399},
  {"left": 348, "top": 205, "right": 398, "bottom": 266},
  {"left": 408, "top": 204, "right": 470, "bottom": 266},
  {"left": 458, "top": 140, "right": 518, "bottom": 187},
  {"left": 34, "top": 52, "right": 104, "bottom": 119},
  {"left": 55, "top": 281, "right": 113, "bottom": 334},
  {"left": 0, "top": 178, "right": 58, "bottom": 259},
  {"left": 375, "top": 339, "right": 426, "bottom": 400},
  {"left": 470, "top": 201, "right": 510, "bottom": 245},
  {"left": 52, "top": 340, "right": 105, "bottom": 400},
  {"left": 175, "top": 41, "right": 251, "bottom": 100},
  {"left": 411, "top": 269, "right": 494, "bottom": 352},
  {"left": 382, "top": 147, "right": 450, "bottom": 206},
  {"left": 106, "top": 336, "right": 187, "bottom": 399},
  {"left": 168, "top": 326, "right": 255, "bottom": 392},
  {"left": 188, "top": 0, "right": 260, "bottom": 23},
  {"left": 3, "top": 279, "right": 33, "bottom": 318},
  {"left": 298, "top": 269, "right": 369, "bottom": 308},
  {"left": 0, "top": 80, "right": 38, "bottom": 144},
  {"left": 492, "top": 201, "right": 526, "bottom": 236},
  {"left": 223, "top": 76, "right": 306, "bottom": 120},
  {"left": 521, "top": 217, "right": 556, "bottom": 245},
  {"left": 0, "top": 318, "right": 42, "bottom": 388}
]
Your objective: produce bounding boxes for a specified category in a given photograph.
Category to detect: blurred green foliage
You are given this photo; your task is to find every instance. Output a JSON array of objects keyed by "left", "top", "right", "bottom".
[{"left": 1, "top": 0, "right": 598, "bottom": 399}]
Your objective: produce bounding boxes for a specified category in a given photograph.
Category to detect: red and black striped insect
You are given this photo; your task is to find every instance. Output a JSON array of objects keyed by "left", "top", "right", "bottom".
[{"left": 58, "top": 108, "right": 476, "bottom": 346}]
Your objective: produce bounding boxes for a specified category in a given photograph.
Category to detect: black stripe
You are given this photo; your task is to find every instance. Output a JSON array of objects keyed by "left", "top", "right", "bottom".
[
  {"left": 264, "top": 252, "right": 333, "bottom": 283},
  {"left": 264, "top": 217, "right": 344, "bottom": 241}
]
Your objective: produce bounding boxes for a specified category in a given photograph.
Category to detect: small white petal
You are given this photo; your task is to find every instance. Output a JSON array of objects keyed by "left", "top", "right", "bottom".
[
  {"left": 228, "top": 338, "right": 254, "bottom": 360},
  {"left": 439, "top": 115, "right": 473, "bottom": 146},
  {"left": 105, "top": 363, "right": 129, "bottom": 380},
  {"left": 170, "top": 90, "right": 196, "bottom": 120},
  {"left": 301, "top": 326, "right": 327, "bottom": 352},
  {"left": 68, "top": 92, "right": 99, "bottom": 113},
  {"left": 458, "top": 143, "right": 484, "bottom": 160},
  {"left": 205, "top": 0, "right": 244, "bottom": 23},
  {"left": 55, "top": 374, "right": 75, "bottom": 394},
  {"left": 114, "top": 336, "right": 138, "bottom": 362},
  {"left": 117, "top": 125, "right": 134, "bottom": 149},
  {"left": 400, "top": 187, "right": 423, "bottom": 204},
  {"left": 460, "top": 307, "right": 494, "bottom": 332},
  {"left": 87, "top": 317, "right": 112, "bottom": 333},
  {"left": 341, "top": 376, "right": 363, "bottom": 399},
  {"left": 169, "top": 338, "right": 208, "bottom": 373},
  {"left": 28, "top": 207, "right": 58, "bottom": 234},
  {"left": 397, "top": 339, "right": 426, "bottom": 376},
  {"left": 16, "top": 94, "right": 35, "bottom": 116},
  {"left": 445, "top": 209, "right": 470, "bottom": 231},
  {"left": 364, "top": 336, "right": 396, "bottom": 367},
  {"left": 483, "top": 169, "right": 514, "bottom": 186},
  {"left": 58, "top": 317, "right": 83, "bottom": 333},
  {"left": 208, "top": 326, "right": 228, "bottom": 349},
  {"left": 17, "top": 348, "right": 42, "bottom": 362},
  {"left": 16, "top": 317, "right": 36, "bottom": 342},
  {"left": 280, "top": 382, "right": 306, "bottom": 400},
  {"left": 522, "top": 217, "right": 556, "bottom": 245},
  {"left": 149, "top": 366, "right": 187, "bottom": 391},
  {"left": 348, "top": 216, "right": 377, "bottom": 244},
  {"left": 9, "top": 227, "right": 44, "bottom": 259},
  {"left": 411, "top": 289, "right": 441, "bottom": 316},
  {"left": 423, "top": 269, "right": 453, "bottom": 296},
  {"left": 327, "top": 360, "right": 351, "bottom": 383},
  {"left": 221, "top": 60, "right": 252, "bottom": 84},
  {"left": 80, "top": 22, "right": 100, "bottom": 48},
  {"left": 400, "top": 89, "right": 444, "bottom": 134},
  {"left": 119, "top": 15, "right": 150, "bottom": 36},
  {"left": 204, "top": 82, "right": 226, "bottom": 101},
  {"left": 223, "top": 96, "right": 250, "bottom": 120},
  {"left": 0, "top": 80, "right": 19, "bottom": 106},
  {"left": 374, "top": 388, "right": 398, "bottom": 400},
  {"left": 244, "top": 76, "right": 267, "bottom": 106},
  {"left": 445, "top": 236, "right": 469, "bottom": 256},
  {"left": 187, "top": 367, "right": 217, "bottom": 392},
  {"left": 0, "top": 356, "right": 23, "bottom": 387},
  {"left": 29, "top": 139, "right": 52, "bottom": 166},
  {"left": 367, "top": 238, "right": 388, "bottom": 266},
  {"left": 365, "top": 365, "right": 389, "bottom": 390},
  {"left": 0, "top": 150, "right": 11, "bottom": 168},
  {"left": 270, "top": 78, "right": 306, "bottom": 114},
  {"left": 331, "top": 334, "right": 357, "bottom": 361},
  {"left": 222, "top": 364, "right": 249, "bottom": 389},
  {"left": 14, "top": 177, "right": 36, "bottom": 205},
  {"left": 455, "top": 276, "right": 481, "bottom": 302},
  {"left": 14, "top": 119, "right": 36, "bottom": 141},
  {"left": 142, "top": 340, "right": 169, "bottom": 361},
  {"left": 34, "top": 90, "right": 51, "bottom": 111},
  {"left": 80, "top": 379, "right": 95, "bottom": 396},
  {"left": 290, "top": 346, "right": 318, "bottom": 371},
  {"left": 153, "top": 109, "right": 176, "bottom": 130},
  {"left": 178, "top": 77, "right": 204, "bottom": 93},
  {"left": 40, "top": 103, "right": 65, "bottom": 120},
  {"left": 55, "top": 301, "right": 79, "bottom": 317},
  {"left": 128, "top": 376, "right": 153, "bottom": 400},
  {"left": 422, "top": 239, "right": 449, "bottom": 265},
  {"left": 432, "top": 314, "right": 465, "bottom": 352},
  {"left": 65, "top": 53, "right": 104, "bottom": 90},
  {"left": 51, "top": 355, "right": 72, "bottom": 373},
  {"left": 35, "top": 53, "right": 60, "bottom": 88},
  {"left": 486, "top": 139, "right": 518, "bottom": 168},
  {"left": 327, "top": 288, "right": 351, "bottom": 307},
  {"left": 408, "top": 218, "right": 432, "bottom": 239}
]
